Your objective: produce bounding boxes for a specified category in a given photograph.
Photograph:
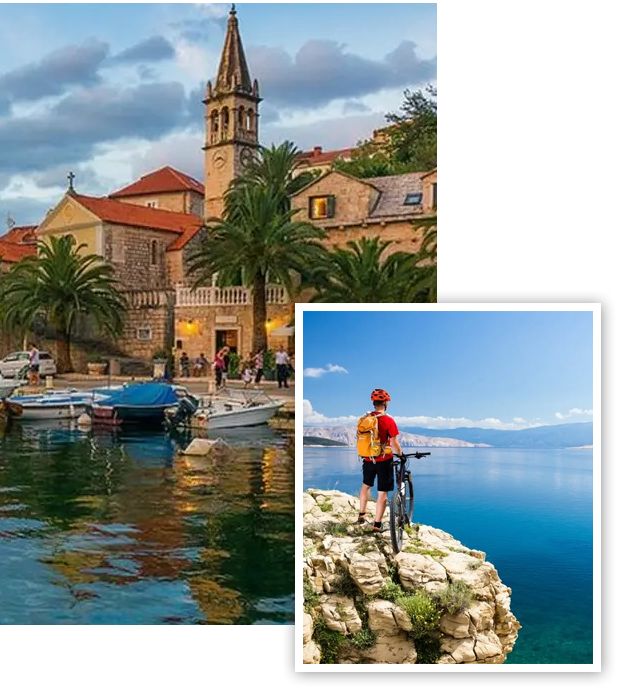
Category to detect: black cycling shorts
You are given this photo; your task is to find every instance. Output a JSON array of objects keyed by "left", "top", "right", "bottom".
[{"left": 362, "top": 459, "right": 394, "bottom": 492}]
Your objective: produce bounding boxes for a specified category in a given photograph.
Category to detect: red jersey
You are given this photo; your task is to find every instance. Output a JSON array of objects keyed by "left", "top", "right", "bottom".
[{"left": 363, "top": 412, "right": 399, "bottom": 462}]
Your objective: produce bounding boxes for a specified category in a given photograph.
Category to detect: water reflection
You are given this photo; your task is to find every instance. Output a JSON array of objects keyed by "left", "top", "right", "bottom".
[{"left": 0, "top": 422, "right": 294, "bottom": 625}]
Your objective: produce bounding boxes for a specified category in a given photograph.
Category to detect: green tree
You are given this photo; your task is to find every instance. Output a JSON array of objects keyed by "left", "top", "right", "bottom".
[
  {"left": 387, "top": 84, "right": 437, "bottom": 170},
  {"left": 0, "top": 236, "right": 127, "bottom": 373},
  {"left": 412, "top": 217, "right": 437, "bottom": 303},
  {"left": 189, "top": 184, "right": 325, "bottom": 354},
  {"left": 226, "top": 141, "right": 319, "bottom": 216},
  {"left": 309, "top": 237, "right": 430, "bottom": 303}
]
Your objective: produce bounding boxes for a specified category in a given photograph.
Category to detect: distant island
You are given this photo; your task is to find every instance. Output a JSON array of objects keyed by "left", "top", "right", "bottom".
[
  {"left": 303, "top": 426, "right": 490, "bottom": 448},
  {"left": 303, "top": 421, "right": 593, "bottom": 450},
  {"left": 304, "top": 436, "right": 348, "bottom": 447}
]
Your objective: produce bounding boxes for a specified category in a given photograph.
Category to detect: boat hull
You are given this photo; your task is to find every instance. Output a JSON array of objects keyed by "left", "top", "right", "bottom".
[
  {"left": 8, "top": 401, "right": 89, "bottom": 421},
  {"left": 201, "top": 403, "right": 282, "bottom": 429}
]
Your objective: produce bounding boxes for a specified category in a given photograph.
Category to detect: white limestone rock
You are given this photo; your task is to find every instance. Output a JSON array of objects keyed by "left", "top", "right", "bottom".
[
  {"left": 303, "top": 613, "right": 313, "bottom": 645},
  {"left": 348, "top": 553, "right": 386, "bottom": 595},
  {"left": 439, "top": 611, "right": 472, "bottom": 639},
  {"left": 366, "top": 600, "right": 400, "bottom": 636},
  {"left": 394, "top": 552, "right": 448, "bottom": 592},
  {"left": 362, "top": 633, "right": 417, "bottom": 664},
  {"left": 440, "top": 636, "right": 476, "bottom": 663},
  {"left": 319, "top": 595, "right": 362, "bottom": 635}
]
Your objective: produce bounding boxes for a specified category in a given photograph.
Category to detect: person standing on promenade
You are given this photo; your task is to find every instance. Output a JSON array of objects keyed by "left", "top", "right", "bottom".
[
  {"left": 214, "top": 347, "right": 228, "bottom": 388},
  {"left": 179, "top": 352, "right": 190, "bottom": 378},
  {"left": 275, "top": 346, "right": 289, "bottom": 389},
  {"left": 28, "top": 343, "right": 40, "bottom": 387}
]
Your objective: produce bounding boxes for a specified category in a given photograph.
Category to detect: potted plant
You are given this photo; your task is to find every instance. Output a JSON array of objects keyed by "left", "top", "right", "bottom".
[
  {"left": 152, "top": 349, "right": 170, "bottom": 380},
  {"left": 87, "top": 355, "right": 108, "bottom": 376},
  {"left": 227, "top": 352, "right": 240, "bottom": 379}
]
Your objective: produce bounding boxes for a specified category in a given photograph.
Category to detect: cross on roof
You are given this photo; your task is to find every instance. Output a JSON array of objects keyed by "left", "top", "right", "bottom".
[{"left": 67, "top": 171, "right": 75, "bottom": 192}]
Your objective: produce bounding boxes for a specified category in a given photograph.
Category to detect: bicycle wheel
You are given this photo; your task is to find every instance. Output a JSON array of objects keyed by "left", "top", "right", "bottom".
[
  {"left": 389, "top": 491, "right": 405, "bottom": 554},
  {"left": 406, "top": 472, "right": 414, "bottom": 525}
]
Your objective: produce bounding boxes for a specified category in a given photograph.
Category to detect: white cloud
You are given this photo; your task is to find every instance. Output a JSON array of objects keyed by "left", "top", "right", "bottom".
[
  {"left": 303, "top": 400, "right": 546, "bottom": 430},
  {"left": 555, "top": 408, "right": 593, "bottom": 420},
  {"left": 303, "top": 363, "right": 349, "bottom": 378}
]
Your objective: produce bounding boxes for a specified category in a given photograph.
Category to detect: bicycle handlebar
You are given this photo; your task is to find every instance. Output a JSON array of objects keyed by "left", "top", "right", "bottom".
[{"left": 398, "top": 451, "right": 431, "bottom": 460}]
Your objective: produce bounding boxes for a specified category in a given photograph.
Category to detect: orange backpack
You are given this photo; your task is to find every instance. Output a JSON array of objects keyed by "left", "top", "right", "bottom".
[{"left": 357, "top": 412, "right": 392, "bottom": 460}]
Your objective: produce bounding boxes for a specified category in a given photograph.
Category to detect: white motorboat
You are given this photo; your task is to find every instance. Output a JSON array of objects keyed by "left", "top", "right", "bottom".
[
  {"left": 5, "top": 390, "right": 106, "bottom": 421},
  {"left": 166, "top": 388, "right": 283, "bottom": 430}
]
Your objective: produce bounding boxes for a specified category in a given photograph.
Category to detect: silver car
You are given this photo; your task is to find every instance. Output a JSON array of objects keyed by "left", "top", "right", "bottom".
[{"left": 0, "top": 351, "right": 57, "bottom": 378}]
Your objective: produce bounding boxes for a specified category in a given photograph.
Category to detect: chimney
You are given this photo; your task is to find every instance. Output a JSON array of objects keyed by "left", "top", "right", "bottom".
[{"left": 313, "top": 146, "right": 323, "bottom": 156}]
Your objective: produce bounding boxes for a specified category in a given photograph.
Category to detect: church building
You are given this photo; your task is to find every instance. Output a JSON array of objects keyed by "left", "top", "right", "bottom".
[{"left": 5, "top": 5, "right": 434, "bottom": 368}]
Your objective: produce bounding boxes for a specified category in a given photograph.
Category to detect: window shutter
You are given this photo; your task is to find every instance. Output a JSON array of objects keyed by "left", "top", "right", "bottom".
[{"left": 327, "top": 195, "right": 336, "bottom": 218}]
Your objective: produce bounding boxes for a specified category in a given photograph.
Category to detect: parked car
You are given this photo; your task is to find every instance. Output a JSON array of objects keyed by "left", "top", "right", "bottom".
[{"left": 0, "top": 351, "right": 57, "bottom": 378}]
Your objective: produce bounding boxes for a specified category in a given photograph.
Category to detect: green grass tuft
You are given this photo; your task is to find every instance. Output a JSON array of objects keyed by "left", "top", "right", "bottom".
[
  {"left": 313, "top": 616, "right": 346, "bottom": 664},
  {"left": 394, "top": 590, "right": 441, "bottom": 637},
  {"left": 404, "top": 545, "right": 449, "bottom": 559},
  {"left": 318, "top": 501, "right": 334, "bottom": 513},
  {"left": 468, "top": 559, "right": 484, "bottom": 570},
  {"left": 433, "top": 580, "right": 474, "bottom": 615},
  {"left": 414, "top": 634, "right": 443, "bottom": 663},
  {"left": 349, "top": 626, "right": 377, "bottom": 650},
  {"left": 303, "top": 573, "right": 320, "bottom": 611},
  {"left": 379, "top": 578, "right": 405, "bottom": 602}
]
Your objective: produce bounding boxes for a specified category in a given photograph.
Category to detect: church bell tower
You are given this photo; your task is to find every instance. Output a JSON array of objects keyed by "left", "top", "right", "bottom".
[{"left": 204, "top": 5, "right": 261, "bottom": 220}]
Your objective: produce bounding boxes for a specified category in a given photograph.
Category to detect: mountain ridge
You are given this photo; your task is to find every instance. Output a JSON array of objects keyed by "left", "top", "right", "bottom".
[{"left": 302, "top": 425, "right": 490, "bottom": 448}]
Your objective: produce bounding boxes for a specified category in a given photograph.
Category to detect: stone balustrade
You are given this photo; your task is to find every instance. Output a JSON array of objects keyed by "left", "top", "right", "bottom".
[{"left": 175, "top": 284, "right": 288, "bottom": 307}]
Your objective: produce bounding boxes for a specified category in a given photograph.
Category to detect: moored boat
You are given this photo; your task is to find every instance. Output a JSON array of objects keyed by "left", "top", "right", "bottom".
[
  {"left": 5, "top": 391, "right": 97, "bottom": 421},
  {"left": 88, "top": 382, "right": 179, "bottom": 426},
  {"left": 165, "top": 388, "right": 283, "bottom": 431}
]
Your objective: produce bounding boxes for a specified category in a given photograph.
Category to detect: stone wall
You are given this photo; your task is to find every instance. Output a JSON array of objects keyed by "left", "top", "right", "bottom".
[
  {"left": 175, "top": 302, "right": 293, "bottom": 360},
  {"left": 303, "top": 490, "right": 521, "bottom": 665},
  {"left": 115, "top": 191, "right": 204, "bottom": 216},
  {"left": 103, "top": 223, "right": 178, "bottom": 289},
  {"left": 116, "top": 291, "right": 175, "bottom": 360}
]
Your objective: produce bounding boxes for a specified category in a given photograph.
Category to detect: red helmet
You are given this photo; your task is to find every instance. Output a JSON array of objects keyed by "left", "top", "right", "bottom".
[{"left": 371, "top": 388, "right": 391, "bottom": 402}]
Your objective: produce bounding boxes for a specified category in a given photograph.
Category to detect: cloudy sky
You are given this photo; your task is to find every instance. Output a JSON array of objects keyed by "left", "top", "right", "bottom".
[
  {"left": 0, "top": 2, "right": 437, "bottom": 229},
  {"left": 303, "top": 310, "right": 594, "bottom": 430}
]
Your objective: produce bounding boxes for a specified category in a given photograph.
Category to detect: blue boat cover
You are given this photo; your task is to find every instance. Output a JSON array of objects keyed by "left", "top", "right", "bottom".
[{"left": 100, "top": 383, "right": 178, "bottom": 408}]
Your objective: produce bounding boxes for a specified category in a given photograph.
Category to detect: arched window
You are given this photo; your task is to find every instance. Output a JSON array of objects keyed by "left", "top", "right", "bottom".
[
  {"left": 247, "top": 108, "right": 254, "bottom": 132},
  {"left": 211, "top": 110, "right": 219, "bottom": 132},
  {"left": 221, "top": 107, "right": 230, "bottom": 136},
  {"left": 238, "top": 106, "right": 245, "bottom": 132},
  {"left": 150, "top": 240, "right": 157, "bottom": 266}
]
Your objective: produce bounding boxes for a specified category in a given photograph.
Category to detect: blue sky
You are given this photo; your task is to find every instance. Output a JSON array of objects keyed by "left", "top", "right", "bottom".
[
  {"left": 303, "top": 311, "right": 594, "bottom": 430},
  {"left": 0, "top": 2, "right": 436, "bottom": 228}
]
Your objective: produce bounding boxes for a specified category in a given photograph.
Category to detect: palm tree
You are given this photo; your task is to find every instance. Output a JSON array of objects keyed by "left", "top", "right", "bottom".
[
  {"left": 309, "top": 237, "right": 430, "bottom": 303},
  {"left": 0, "top": 236, "right": 127, "bottom": 373},
  {"left": 225, "top": 141, "right": 318, "bottom": 216},
  {"left": 189, "top": 185, "right": 325, "bottom": 354},
  {"left": 410, "top": 216, "right": 437, "bottom": 302}
]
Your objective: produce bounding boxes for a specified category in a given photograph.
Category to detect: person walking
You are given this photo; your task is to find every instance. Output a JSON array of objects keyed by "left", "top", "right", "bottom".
[
  {"left": 179, "top": 352, "right": 190, "bottom": 378},
  {"left": 214, "top": 347, "right": 228, "bottom": 389},
  {"left": 242, "top": 362, "right": 252, "bottom": 389},
  {"left": 357, "top": 389, "right": 403, "bottom": 532},
  {"left": 275, "top": 346, "right": 289, "bottom": 389},
  {"left": 253, "top": 350, "right": 264, "bottom": 385},
  {"left": 28, "top": 343, "right": 40, "bottom": 387}
]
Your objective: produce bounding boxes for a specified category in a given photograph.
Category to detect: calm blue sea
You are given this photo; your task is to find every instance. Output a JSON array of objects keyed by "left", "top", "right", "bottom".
[{"left": 303, "top": 446, "right": 594, "bottom": 664}]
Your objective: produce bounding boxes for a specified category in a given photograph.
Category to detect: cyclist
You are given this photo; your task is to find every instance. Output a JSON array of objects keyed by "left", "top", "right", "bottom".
[{"left": 357, "top": 388, "right": 403, "bottom": 531}]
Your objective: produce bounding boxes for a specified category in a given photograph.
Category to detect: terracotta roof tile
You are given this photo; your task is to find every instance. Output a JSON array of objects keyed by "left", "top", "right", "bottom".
[
  {"left": 109, "top": 166, "right": 204, "bottom": 198},
  {"left": 166, "top": 224, "right": 204, "bottom": 251},
  {"left": 74, "top": 194, "right": 203, "bottom": 238},
  {"left": 0, "top": 239, "right": 36, "bottom": 263},
  {"left": 1, "top": 225, "right": 38, "bottom": 244},
  {"left": 295, "top": 147, "right": 354, "bottom": 167}
]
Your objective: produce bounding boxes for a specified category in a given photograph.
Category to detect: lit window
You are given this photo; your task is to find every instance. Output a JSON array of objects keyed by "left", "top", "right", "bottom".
[
  {"left": 137, "top": 327, "right": 152, "bottom": 341},
  {"left": 146, "top": 200, "right": 158, "bottom": 208},
  {"left": 309, "top": 195, "right": 335, "bottom": 220},
  {"left": 404, "top": 193, "right": 422, "bottom": 206}
]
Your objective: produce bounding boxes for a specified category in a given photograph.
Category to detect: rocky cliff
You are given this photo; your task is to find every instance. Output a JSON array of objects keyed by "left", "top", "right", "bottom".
[
  {"left": 303, "top": 426, "right": 491, "bottom": 448},
  {"left": 303, "top": 489, "right": 521, "bottom": 665}
]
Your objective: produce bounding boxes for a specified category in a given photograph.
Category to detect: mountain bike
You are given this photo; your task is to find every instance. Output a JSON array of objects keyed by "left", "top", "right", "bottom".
[{"left": 390, "top": 451, "right": 431, "bottom": 554}]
